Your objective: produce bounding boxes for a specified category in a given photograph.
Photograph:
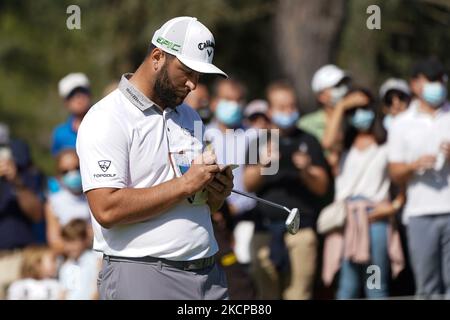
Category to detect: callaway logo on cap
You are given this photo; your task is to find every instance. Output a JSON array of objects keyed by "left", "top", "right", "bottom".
[{"left": 151, "top": 16, "right": 227, "bottom": 78}]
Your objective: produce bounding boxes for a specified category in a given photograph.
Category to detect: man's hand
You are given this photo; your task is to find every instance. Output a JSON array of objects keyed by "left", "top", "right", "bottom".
[
  {"left": 292, "top": 151, "right": 311, "bottom": 171},
  {"left": 0, "top": 159, "right": 18, "bottom": 183},
  {"left": 181, "top": 151, "right": 221, "bottom": 197},
  {"left": 206, "top": 166, "right": 234, "bottom": 212},
  {"left": 410, "top": 155, "right": 436, "bottom": 173}
]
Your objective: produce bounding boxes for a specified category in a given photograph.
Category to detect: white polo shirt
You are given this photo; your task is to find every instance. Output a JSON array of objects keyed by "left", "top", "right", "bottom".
[
  {"left": 76, "top": 73, "right": 218, "bottom": 260},
  {"left": 388, "top": 100, "right": 450, "bottom": 223}
]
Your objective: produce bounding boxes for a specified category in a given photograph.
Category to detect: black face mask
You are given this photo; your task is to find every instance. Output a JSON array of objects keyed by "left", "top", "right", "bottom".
[{"left": 154, "top": 63, "right": 179, "bottom": 109}]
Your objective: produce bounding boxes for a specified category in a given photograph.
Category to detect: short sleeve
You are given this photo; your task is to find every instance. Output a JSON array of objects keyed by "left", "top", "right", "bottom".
[
  {"left": 387, "top": 120, "right": 407, "bottom": 163},
  {"left": 76, "top": 109, "right": 130, "bottom": 192}
]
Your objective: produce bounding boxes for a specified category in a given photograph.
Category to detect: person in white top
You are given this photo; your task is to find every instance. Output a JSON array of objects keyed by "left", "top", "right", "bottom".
[
  {"left": 45, "top": 149, "right": 91, "bottom": 254},
  {"left": 388, "top": 57, "right": 450, "bottom": 298},
  {"left": 58, "top": 219, "right": 100, "bottom": 300},
  {"left": 7, "top": 246, "right": 64, "bottom": 300},
  {"left": 324, "top": 87, "right": 404, "bottom": 299},
  {"left": 76, "top": 17, "right": 233, "bottom": 300}
]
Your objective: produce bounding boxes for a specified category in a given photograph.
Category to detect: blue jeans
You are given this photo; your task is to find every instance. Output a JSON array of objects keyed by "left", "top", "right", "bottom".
[{"left": 337, "top": 221, "right": 390, "bottom": 299}]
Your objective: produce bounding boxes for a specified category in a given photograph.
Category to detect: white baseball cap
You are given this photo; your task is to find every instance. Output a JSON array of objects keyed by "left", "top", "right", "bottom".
[
  {"left": 311, "top": 64, "right": 347, "bottom": 93},
  {"left": 151, "top": 17, "right": 227, "bottom": 78},
  {"left": 244, "top": 99, "right": 269, "bottom": 118},
  {"left": 58, "top": 73, "right": 90, "bottom": 99},
  {"left": 379, "top": 78, "right": 411, "bottom": 99}
]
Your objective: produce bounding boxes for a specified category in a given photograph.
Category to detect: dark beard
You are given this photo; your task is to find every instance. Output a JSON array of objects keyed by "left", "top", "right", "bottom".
[{"left": 154, "top": 64, "right": 179, "bottom": 109}]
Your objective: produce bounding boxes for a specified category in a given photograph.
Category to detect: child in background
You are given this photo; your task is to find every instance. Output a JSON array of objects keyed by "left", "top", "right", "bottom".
[
  {"left": 59, "top": 219, "right": 100, "bottom": 300},
  {"left": 7, "top": 246, "right": 64, "bottom": 300}
]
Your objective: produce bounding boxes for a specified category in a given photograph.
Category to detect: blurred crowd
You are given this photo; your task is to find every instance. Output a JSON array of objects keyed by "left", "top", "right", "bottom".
[{"left": 0, "top": 56, "right": 449, "bottom": 300}]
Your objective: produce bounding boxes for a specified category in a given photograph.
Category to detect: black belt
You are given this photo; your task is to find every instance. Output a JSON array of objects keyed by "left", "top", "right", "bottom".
[{"left": 105, "top": 254, "right": 216, "bottom": 271}]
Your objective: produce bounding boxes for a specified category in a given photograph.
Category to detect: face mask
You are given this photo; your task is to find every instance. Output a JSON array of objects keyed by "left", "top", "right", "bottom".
[
  {"left": 197, "top": 106, "right": 212, "bottom": 123},
  {"left": 349, "top": 109, "right": 375, "bottom": 131},
  {"left": 215, "top": 100, "right": 242, "bottom": 127},
  {"left": 382, "top": 115, "right": 393, "bottom": 131},
  {"left": 330, "top": 85, "right": 349, "bottom": 106},
  {"left": 422, "top": 82, "right": 447, "bottom": 108},
  {"left": 271, "top": 111, "right": 300, "bottom": 129},
  {"left": 62, "top": 170, "right": 83, "bottom": 194}
]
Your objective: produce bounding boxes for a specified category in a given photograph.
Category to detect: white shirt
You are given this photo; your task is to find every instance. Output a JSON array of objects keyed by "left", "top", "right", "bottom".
[
  {"left": 388, "top": 100, "right": 450, "bottom": 223},
  {"left": 335, "top": 143, "right": 390, "bottom": 203},
  {"left": 7, "top": 279, "right": 64, "bottom": 300},
  {"left": 48, "top": 188, "right": 90, "bottom": 226},
  {"left": 76, "top": 74, "right": 218, "bottom": 260},
  {"left": 59, "top": 250, "right": 100, "bottom": 300}
]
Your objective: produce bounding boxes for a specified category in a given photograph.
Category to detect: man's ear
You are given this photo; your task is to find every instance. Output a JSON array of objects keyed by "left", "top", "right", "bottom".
[{"left": 149, "top": 48, "right": 165, "bottom": 71}]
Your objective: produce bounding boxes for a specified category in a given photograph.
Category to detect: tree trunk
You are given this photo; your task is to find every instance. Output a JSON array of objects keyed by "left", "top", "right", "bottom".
[{"left": 273, "top": 0, "right": 346, "bottom": 112}]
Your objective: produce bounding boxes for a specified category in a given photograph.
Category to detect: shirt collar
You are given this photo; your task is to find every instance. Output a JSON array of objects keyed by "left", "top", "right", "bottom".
[
  {"left": 408, "top": 99, "right": 450, "bottom": 119},
  {"left": 118, "top": 73, "right": 162, "bottom": 114}
]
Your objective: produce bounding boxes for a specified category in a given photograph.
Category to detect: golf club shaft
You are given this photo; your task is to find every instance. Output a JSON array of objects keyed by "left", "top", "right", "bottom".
[{"left": 231, "top": 189, "right": 290, "bottom": 213}]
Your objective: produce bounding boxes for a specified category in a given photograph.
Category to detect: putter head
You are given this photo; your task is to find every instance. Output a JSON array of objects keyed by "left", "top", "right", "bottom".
[{"left": 285, "top": 208, "right": 300, "bottom": 235}]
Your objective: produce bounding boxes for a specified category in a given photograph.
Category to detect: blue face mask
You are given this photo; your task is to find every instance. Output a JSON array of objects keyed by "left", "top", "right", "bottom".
[
  {"left": 349, "top": 109, "right": 375, "bottom": 131},
  {"left": 422, "top": 82, "right": 447, "bottom": 108},
  {"left": 215, "top": 100, "right": 242, "bottom": 127},
  {"left": 271, "top": 111, "right": 300, "bottom": 129},
  {"left": 62, "top": 170, "right": 83, "bottom": 194}
]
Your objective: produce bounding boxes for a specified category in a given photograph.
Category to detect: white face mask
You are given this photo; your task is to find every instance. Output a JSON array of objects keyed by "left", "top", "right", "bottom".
[{"left": 330, "top": 85, "right": 349, "bottom": 106}]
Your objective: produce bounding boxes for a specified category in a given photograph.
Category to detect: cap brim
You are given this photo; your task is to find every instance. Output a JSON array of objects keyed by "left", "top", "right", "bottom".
[{"left": 177, "top": 56, "right": 228, "bottom": 78}]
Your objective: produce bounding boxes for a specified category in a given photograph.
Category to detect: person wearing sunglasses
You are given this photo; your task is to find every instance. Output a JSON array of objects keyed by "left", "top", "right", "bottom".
[{"left": 45, "top": 149, "right": 91, "bottom": 254}]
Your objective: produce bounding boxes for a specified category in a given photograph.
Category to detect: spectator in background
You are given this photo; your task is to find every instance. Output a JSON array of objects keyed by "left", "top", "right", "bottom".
[
  {"left": 59, "top": 219, "right": 100, "bottom": 300},
  {"left": 206, "top": 78, "right": 257, "bottom": 257},
  {"left": 378, "top": 78, "right": 414, "bottom": 296},
  {"left": 7, "top": 246, "right": 63, "bottom": 300},
  {"left": 243, "top": 99, "right": 271, "bottom": 130},
  {"left": 45, "top": 149, "right": 91, "bottom": 254},
  {"left": 245, "top": 81, "right": 330, "bottom": 299},
  {"left": 379, "top": 78, "right": 411, "bottom": 131},
  {"left": 184, "top": 83, "right": 212, "bottom": 124},
  {"left": 321, "top": 88, "right": 405, "bottom": 299},
  {"left": 204, "top": 78, "right": 257, "bottom": 299},
  {"left": 388, "top": 57, "right": 450, "bottom": 298},
  {"left": 300, "top": 65, "right": 352, "bottom": 173},
  {"left": 51, "top": 73, "right": 91, "bottom": 156},
  {"left": 0, "top": 123, "right": 44, "bottom": 299}
]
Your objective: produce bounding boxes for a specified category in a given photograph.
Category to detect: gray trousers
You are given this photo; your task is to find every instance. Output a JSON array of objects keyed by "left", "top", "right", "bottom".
[
  {"left": 98, "top": 256, "right": 229, "bottom": 300},
  {"left": 407, "top": 213, "right": 450, "bottom": 298}
]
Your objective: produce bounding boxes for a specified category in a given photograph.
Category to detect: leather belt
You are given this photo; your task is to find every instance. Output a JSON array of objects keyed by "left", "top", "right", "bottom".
[{"left": 105, "top": 254, "right": 216, "bottom": 271}]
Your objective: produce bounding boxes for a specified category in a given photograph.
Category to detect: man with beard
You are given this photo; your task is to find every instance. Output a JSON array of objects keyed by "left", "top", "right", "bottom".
[{"left": 76, "top": 17, "right": 233, "bottom": 299}]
